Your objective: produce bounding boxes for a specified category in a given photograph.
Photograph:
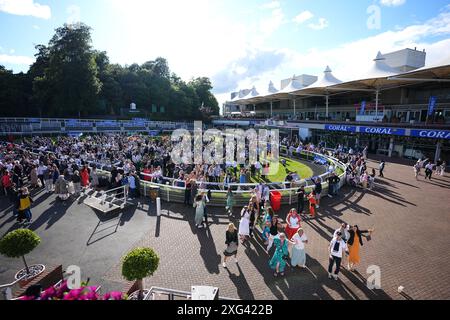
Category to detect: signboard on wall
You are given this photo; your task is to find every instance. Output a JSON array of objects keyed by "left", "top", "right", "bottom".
[
  {"left": 324, "top": 124, "right": 357, "bottom": 132},
  {"left": 410, "top": 129, "right": 450, "bottom": 140},
  {"left": 359, "top": 126, "right": 406, "bottom": 136}
]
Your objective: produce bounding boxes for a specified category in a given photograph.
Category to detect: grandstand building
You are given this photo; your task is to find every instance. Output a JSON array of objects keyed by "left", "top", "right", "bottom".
[{"left": 219, "top": 48, "right": 450, "bottom": 163}]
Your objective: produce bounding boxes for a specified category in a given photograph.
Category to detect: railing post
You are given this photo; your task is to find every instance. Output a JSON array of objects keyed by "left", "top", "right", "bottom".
[{"left": 157, "top": 198, "right": 161, "bottom": 216}]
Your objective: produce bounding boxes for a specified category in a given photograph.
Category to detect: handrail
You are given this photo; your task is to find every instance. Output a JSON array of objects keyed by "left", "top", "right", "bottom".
[
  {"left": 0, "top": 273, "right": 29, "bottom": 289},
  {"left": 143, "top": 286, "right": 238, "bottom": 301}
]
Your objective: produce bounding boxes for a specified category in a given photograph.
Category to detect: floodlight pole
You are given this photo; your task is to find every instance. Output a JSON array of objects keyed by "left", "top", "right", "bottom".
[
  {"left": 325, "top": 94, "right": 329, "bottom": 119},
  {"left": 375, "top": 89, "right": 380, "bottom": 118},
  {"left": 293, "top": 97, "right": 296, "bottom": 117}
]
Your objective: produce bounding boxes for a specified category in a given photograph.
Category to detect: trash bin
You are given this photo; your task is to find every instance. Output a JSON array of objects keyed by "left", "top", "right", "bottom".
[
  {"left": 149, "top": 186, "right": 160, "bottom": 202},
  {"left": 270, "top": 191, "right": 282, "bottom": 212}
]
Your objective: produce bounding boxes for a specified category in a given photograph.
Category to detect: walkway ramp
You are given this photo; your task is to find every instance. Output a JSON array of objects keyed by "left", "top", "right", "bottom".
[{"left": 83, "top": 186, "right": 133, "bottom": 214}]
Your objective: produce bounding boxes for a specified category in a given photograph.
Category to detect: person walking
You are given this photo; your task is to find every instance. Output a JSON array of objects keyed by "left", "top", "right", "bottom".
[
  {"left": 334, "top": 223, "right": 350, "bottom": 267},
  {"left": 414, "top": 161, "right": 421, "bottom": 180},
  {"left": 184, "top": 179, "right": 192, "bottom": 206},
  {"left": 30, "top": 165, "right": 38, "bottom": 189},
  {"left": 44, "top": 165, "right": 53, "bottom": 193},
  {"left": 308, "top": 190, "right": 317, "bottom": 217},
  {"left": 52, "top": 164, "right": 60, "bottom": 188},
  {"left": 347, "top": 225, "right": 374, "bottom": 271},
  {"left": 225, "top": 188, "right": 234, "bottom": 216},
  {"left": 435, "top": 159, "right": 443, "bottom": 176},
  {"left": 17, "top": 187, "right": 34, "bottom": 224},
  {"left": 290, "top": 228, "right": 308, "bottom": 269},
  {"left": 425, "top": 162, "right": 434, "bottom": 180},
  {"left": 54, "top": 175, "right": 70, "bottom": 201},
  {"left": 314, "top": 178, "right": 322, "bottom": 208},
  {"left": 327, "top": 231, "right": 348, "bottom": 280},
  {"left": 284, "top": 208, "right": 301, "bottom": 240},
  {"left": 90, "top": 166, "right": 99, "bottom": 190},
  {"left": 267, "top": 216, "right": 281, "bottom": 251},
  {"left": 37, "top": 163, "right": 47, "bottom": 188},
  {"left": 326, "top": 173, "right": 340, "bottom": 197},
  {"left": 440, "top": 161, "right": 446, "bottom": 176},
  {"left": 238, "top": 206, "right": 251, "bottom": 244},
  {"left": 248, "top": 203, "right": 257, "bottom": 238},
  {"left": 379, "top": 160, "right": 385, "bottom": 178},
  {"left": 80, "top": 165, "right": 90, "bottom": 190},
  {"left": 269, "top": 233, "right": 289, "bottom": 277},
  {"left": 72, "top": 170, "right": 82, "bottom": 197},
  {"left": 128, "top": 172, "right": 137, "bottom": 199},
  {"left": 193, "top": 194, "right": 206, "bottom": 229},
  {"left": 223, "top": 223, "right": 239, "bottom": 268},
  {"left": 296, "top": 186, "right": 305, "bottom": 214}
]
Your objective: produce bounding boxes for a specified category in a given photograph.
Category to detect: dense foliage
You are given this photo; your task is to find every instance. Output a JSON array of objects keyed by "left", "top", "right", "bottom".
[
  {"left": 0, "top": 23, "right": 219, "bottom": 119},
  {"left": 121, "top": 247, "right": 159, "bottom": 281},
  {"left": 0, "top": 229, "right": 41, "bottom": 258}
]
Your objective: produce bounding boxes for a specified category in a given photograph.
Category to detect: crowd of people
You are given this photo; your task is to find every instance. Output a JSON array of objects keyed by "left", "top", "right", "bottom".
[
  {"left": 2, "top": 133, "right": 444, "bottom": 284},
  {"left": 223, "top": 197, "right": 374, "bottom": 279},
  {"left": 414, "top": 158, "right": 446, "bottom": 180}
]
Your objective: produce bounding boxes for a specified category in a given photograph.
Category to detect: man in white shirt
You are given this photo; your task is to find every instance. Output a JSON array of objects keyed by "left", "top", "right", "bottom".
[{"left": 328, "top": 232, "right": 348, "bottom": 280}]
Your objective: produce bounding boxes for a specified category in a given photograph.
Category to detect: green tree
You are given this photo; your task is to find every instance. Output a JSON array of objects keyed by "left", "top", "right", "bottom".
[
  {"left": 44, "top": 23, "right": 101, "bottom": 117},
  {"left": 122, "top": 247, "right": 159, "bottom": 300},
  {"left": 189, "top": 77, "right": 220, "bottom": 117},
  {"left": 0, "top": 229, "right": 41, "bottom": 275}
]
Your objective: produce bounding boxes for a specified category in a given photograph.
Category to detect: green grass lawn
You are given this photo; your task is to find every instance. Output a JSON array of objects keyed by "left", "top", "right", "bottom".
[{"left": 249, "top": 157, "right": 313, "bottom": 184}]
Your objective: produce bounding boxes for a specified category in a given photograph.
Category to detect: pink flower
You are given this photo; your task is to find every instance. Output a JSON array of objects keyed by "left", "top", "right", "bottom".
[
  {"left": 41, "top": 286, "right": 57, "bottom": 300},
  {"left": 106, "top": 291, "right": 124, "bottom": 300}
]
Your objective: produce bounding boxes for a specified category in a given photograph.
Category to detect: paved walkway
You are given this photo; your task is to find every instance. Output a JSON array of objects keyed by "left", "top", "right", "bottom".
[{"left": 0, "top": 160, "right": 449, "bottom": 299}]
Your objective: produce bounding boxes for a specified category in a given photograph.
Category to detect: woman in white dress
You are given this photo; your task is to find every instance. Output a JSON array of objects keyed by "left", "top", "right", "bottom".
[
  {"left": 290, "top": 228, "right": 308, "bottom": 268},
  {"left": 238, "top": 206, "right": 251, "bottom": 244}
]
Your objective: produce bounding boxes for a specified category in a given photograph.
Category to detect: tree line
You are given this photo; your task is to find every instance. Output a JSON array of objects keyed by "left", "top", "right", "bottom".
[{"left": 0, "top": 23, "right": 219, "bottom": 120}]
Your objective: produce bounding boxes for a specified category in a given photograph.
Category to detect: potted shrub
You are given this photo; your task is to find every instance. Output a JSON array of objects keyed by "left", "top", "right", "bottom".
[
  {"left": 0, "top": 229, "right": 43, "bottom": 287},
  {"left": 121, "top": 247, "right": 159, "bottom": 300}
]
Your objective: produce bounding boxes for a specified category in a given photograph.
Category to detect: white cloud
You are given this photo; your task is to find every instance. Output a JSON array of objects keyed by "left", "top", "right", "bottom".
[
  {"left": 0, "top": 53, "right": 34, "bottom": 66},
  {"left": 0, "top": 0, "right": 51, "bottom": 19},
  {"left": 259, "top": 7, "right": 286, "bottom": 36},
  {"left": 32, "top": 24, "right": 40, "bottom": 30},
  {"left": 380, "top": 0, "right": 406, "bottom": 7},
  {"left": 66, "top": 4, "right": 81, "bottom": 24},
  {"left": 293, "top": 10, "right": 314, "bottom": 24},
  {"left": 260, "top": 1, "right": 280, "bottom": 10},
  {"left": 308, "top": 18, "right": 329, "bottom": 30},
  {"left": 283, "top": 8, "right": 450, "bottom": 82}
]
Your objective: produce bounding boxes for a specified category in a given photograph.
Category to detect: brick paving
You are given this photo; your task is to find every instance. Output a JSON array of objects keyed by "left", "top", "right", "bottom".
[{"left": 1, "top": 160, "right": 449, "bottom": 300}]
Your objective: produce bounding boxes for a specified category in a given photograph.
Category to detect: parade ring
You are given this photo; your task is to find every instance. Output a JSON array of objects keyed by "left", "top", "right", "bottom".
[{"left": 132, "top": 150, "right": 347, "bottom": 208}]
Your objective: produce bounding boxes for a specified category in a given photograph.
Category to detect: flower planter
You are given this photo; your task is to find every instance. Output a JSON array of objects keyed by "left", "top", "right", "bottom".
[
  {"left": 15, "top": 264, "right": 45, "bottom": 288},
  {"left": 128, "top": 289, "right": 150, "bottom": 300}
]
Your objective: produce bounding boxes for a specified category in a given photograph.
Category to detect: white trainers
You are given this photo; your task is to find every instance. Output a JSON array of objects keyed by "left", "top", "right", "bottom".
[
  {"left": 328, "top": 273, "right": 332, "bottom": 279},
  {"left": 333, "top": 274, "right": 339, "bottom": 280},
  {"left": 222, "top": 262, "right": 227, "bottom": 268}
]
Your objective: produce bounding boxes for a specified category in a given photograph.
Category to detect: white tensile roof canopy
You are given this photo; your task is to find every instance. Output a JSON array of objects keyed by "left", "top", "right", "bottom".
[
  {"left": 292, "top": 66, "right": 343, "bottom": 96},
  {"left": 229, "top": 51, "right": 450, "bottom": 110}
]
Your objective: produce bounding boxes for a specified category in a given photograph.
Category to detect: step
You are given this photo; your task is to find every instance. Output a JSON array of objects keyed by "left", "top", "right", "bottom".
[{"left": 83, "top": 197, "right": 122, "bottom": 213}]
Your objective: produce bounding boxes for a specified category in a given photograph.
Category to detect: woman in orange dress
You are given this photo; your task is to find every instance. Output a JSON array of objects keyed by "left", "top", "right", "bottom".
[
  {"left": 308, "top": 191, "right": 317, "bottom": 217},
  {"left": 347, "top": 225, "right": 374, "bottom": 271}
]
